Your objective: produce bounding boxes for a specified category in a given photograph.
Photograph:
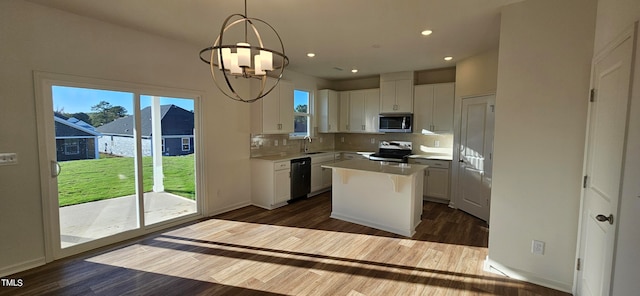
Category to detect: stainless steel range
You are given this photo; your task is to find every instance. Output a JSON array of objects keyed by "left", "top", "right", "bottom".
[{"left": 368, "top": 141, "right": 413, "bottom": 163}]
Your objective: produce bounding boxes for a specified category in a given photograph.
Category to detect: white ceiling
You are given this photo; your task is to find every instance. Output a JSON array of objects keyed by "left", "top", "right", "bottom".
[{"left": 26, "top": 0, "right": 522, "bottom": 80}]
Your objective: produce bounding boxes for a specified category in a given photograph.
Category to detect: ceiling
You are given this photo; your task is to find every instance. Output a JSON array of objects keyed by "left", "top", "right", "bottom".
[{"left": 26, "top": 0, "right": 522, "bottom": 81}]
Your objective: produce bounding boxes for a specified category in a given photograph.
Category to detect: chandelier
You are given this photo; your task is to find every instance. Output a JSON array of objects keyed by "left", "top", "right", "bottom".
[{"left": 199, "top": 0, "right": 289, "bottom": 103}]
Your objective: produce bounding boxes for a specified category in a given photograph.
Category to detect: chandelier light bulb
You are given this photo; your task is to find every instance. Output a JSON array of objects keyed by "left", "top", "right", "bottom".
[
  {"left": 236, "top": 42, "right": 251, "bottom": 67},
  {"left": 260, "top": 50, "right": 273, "bottom": 71},
  {"left": 229, "top": 53, "right": 242, "bottom": 74},
  {"left": 254, "top": 54, "right": 265, "bottom": 75}
]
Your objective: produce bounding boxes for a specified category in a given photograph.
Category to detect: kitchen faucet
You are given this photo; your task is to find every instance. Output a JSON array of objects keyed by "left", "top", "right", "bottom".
[{"left": 303, "top": 135, "right": 312, "bottom": 153}]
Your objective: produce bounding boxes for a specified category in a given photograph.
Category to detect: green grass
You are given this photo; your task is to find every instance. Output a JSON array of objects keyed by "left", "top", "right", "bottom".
[{"left": 58, "top": 154, "right": 195, "bottom": 207}]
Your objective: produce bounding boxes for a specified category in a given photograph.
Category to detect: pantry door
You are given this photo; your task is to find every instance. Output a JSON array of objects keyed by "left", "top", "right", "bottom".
[{"left": 457, "top": 95, "right": 495, "bottom": 222}]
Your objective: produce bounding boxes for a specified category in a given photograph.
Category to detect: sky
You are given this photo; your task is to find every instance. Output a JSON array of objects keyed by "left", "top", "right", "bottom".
[
  {"left": 293, "top": 89, "right": 309, "bottom": 111},
  {"left": 52, "top": 86, "right": 194, "bottom": 115}
]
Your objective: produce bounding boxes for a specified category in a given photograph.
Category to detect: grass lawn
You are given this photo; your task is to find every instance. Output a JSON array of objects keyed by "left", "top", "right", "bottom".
[{"left": 58, "top": 154, "right": 195, "bottom": 207}]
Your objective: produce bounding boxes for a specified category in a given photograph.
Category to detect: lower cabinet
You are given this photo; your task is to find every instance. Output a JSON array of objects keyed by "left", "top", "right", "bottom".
[
  {"left": 310, "top": 153, "right": 336, "bottom": 195},
  {"left": 251, "top": 159, "right": 291, "bottom": 209},
  {"left": 410, "top": 159, "right": 451, "bottom": 202}
]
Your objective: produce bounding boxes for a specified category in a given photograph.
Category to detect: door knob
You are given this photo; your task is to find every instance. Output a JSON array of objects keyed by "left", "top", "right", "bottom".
[{"left": 595, "top": 214, "right": 614, "bottom": 225}]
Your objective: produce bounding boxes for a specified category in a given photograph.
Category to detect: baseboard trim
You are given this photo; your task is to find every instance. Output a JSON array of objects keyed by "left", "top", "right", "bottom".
[
  {"left": 208, "top": 201, "right": 252, "bottom": 216},
  {"left": 330, "top": 211, "right": 415, "bottom": 237},
  {"left": 0, "top": 257, "right": 46, "bottom": 277},
  {"left": 484, "top": 256, "right": 572, "bottom": 293}
]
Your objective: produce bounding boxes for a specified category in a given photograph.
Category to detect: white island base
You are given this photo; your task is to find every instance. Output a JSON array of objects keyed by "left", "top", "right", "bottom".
[{"left": 323, "top": 160, "right": 426, "bottom": 237}]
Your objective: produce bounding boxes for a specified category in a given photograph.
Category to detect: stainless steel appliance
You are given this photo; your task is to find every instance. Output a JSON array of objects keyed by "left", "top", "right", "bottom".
[
  {"left": 378, "top": 113, "right": 413, "bottom": 133},
  {"left": 290, "top": 157, "right": 311, "bottom": 202},
  {"left": 368, "top": 141, "right": 413, "bottom": 163}
]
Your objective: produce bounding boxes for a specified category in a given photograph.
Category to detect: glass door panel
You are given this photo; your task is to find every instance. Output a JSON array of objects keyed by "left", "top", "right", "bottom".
[
  {"left": 139, "top": 95, "right": 197, "bottom": 226},
  {"left": 52, "top": 85, "right": 138, "bottom": 248}
]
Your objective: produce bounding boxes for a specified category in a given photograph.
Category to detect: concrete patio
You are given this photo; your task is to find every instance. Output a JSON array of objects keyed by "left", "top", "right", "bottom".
[{"left": 59, "top": 192, "right": 196, "bottom": 248}]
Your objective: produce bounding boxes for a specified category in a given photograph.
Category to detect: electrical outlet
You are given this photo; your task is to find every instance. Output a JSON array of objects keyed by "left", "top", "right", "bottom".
[
  {"left": 434, "top": 140, "right": 440, "bottom": 147},
  {"left": 283, "top": 139, "right": 287, "bottom": 145},
  {"left": 532, "top": 240, "right": 545, "bottom": 255},
  {"left": 341, "top": 137, "right": 344, "bottom": 143},
  {"left": 0, "top": 153, "right": 18, "bottom": 166},
  {"left": 370, "top": 138, "right": 375, "bottom": 144},
  {"left": 319, "top": 137, "right": 323, "bottom": 143},
  {"left": 274, "top": 140, "right": 278, "bottom": 147}
]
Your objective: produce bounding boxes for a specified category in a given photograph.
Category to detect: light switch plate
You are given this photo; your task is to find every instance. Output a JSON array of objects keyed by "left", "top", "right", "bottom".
[
  {"left": 532, "top": 240, "right": 545, "bottom": 255},
  {"left": 0, "top": 153, "right": 18, "bottom": 166}
]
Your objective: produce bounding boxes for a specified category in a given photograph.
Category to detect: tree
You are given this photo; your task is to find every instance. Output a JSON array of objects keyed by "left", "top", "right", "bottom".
[
  {"left": 90, "top": 101, "right": 127, "bottom": 126},
  {"left": 70, "top": 112, "right": 91, "bottom": 124},
  {"left": 295, "top": 104, "right": 307, "bottom": 113}
]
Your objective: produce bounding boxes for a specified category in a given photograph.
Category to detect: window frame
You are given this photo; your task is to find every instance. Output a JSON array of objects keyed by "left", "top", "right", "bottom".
[
  {"left": 290, "top": 89, "right": 313, "bottom": 139},
  {"left": 181, "top": 137, "right": 190, "bottom": 151}
]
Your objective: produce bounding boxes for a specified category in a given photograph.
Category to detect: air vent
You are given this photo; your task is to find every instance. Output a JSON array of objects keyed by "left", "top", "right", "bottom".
[{"left": 333, "top": 67, "right": 344, "bottom": 71}]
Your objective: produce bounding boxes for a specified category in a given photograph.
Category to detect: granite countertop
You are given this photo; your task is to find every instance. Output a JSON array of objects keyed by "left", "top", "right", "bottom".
[
  {"left": 408, "top": 154, "right": 453, "bottom": 161},
  {"left": 322, "top": 159, "right": 427, "bottom": 176}
]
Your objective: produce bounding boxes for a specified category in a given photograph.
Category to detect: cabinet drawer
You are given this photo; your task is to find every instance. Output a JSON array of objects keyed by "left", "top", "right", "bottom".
[
  {"left": 274, "top": 161, "right": 291, "bottom": 171},
  {"left": 410, "top": 159, "right": 450, "bottom": 168}
]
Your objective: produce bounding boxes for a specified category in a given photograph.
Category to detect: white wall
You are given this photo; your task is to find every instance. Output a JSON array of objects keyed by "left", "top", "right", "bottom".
[
  {"left": 450, "top": 48, "right": 499, "bottom": 209},
  {"left": 0, "top": 0, "right": 255, "bottom": 275},
  {"left": 592, "top": 1, "right": 640, "bottom": 295},
  {"left": 489, "top": 0, "right": 596, "bottom": 291}
]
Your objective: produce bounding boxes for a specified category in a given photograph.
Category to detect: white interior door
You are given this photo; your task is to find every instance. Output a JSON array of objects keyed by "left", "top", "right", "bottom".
[
  {"left": 576, "top": 28, "right": 634, "bottom": 296},
  {"left": 457, "top": 95, "right": 495, "bottom": 222}
]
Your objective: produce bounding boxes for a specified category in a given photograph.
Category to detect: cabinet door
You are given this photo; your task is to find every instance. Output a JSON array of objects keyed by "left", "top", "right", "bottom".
[
  {"left": 380, "top": 80, "right": 396, "bottom": 113},
  {"left": 318, "top": 90, "right": 331, "bottom": 132},
  {"left": 261, "top": 84, "right": 281, "bottom": 134},
  {"left": 364, "top": 89, "right": 380, "bottom": 132},
  {"left": 310, "top": 163, "right": 323, "bottom": 193},
  {"left": 413, "top": 84, "right": 435, "bottom": 134},
  {"left": 274, "top": 169, "right": 291, "bottom": 204},
  {"left": 278, "top": 80, "right": 295, "bottom": 133},
  {"left": 432, "top": 83, "right": 455, "bottom": 133},
  {"left": 395, "top": 79, "right": 414, "bottom": 113},
  {"left": 326, "top": 90, "right": 339, "bottom": 132},
  {"left": 349, "top": 91, "right": 365, "bottom": 132},
  {"left": 322, "top": 166, "right": 332, "bottom": 188},
  {"left": 339, "top": 91, "right": 350, "bottom": 132},
  {"left": 426, "top": 168, "right": 449, "bottom": 200}
]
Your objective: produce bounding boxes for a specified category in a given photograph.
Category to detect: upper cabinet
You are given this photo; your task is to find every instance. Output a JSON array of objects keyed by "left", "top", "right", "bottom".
[
  {"left": 413, "top": 83, "right": 455, "bottom": 134},
  {"left": 338, "top": 91, "right": 350, "bottom": 132},
  {"left": 317, "top": 89, "right": 339, "bottom": 133},
  {"left": 349, "top": 89, "right": 380, "bottom": 133},
  {"left": 251, "top": 79, "right": 294, "bottom": 134},
  {"left": 380, "top": 72, "right": 414, "bottom": 113}
]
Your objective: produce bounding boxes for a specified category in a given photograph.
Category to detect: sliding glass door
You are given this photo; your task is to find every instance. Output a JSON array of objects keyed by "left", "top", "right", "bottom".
[{"left": 36, "top": 73, "right": 201, "bottom": 259}]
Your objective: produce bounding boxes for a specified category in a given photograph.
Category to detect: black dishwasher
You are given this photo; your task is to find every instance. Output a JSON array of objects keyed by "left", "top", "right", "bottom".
[{"left": 290, "top": 157, "right": 311, "bottom": 202}]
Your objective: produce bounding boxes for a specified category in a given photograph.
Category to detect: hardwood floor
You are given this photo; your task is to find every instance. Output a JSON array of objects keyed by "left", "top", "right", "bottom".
[{"left": 1, "top": 193, "right": 570, "bottom": 295}]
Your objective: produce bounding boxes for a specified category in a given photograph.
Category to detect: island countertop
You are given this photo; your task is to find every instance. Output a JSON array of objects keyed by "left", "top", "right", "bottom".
[{"left": 322, "top": 159, "right": 427, "bottom": 176}]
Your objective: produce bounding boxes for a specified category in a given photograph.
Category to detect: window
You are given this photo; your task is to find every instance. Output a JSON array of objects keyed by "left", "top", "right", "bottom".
[
  {"left": 64, "top": 139, "right": 80, "bottom": 155},
  {"left": 182, "top": 138, "right": 190, "bottom": 151},
  {"left": 292, "top": 89, "right": 311, "bottom": 138}
]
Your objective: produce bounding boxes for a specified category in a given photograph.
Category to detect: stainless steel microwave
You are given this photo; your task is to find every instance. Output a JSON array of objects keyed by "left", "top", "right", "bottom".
[{"left": 378, "top": 113, "right": 413, "bottom": 133}]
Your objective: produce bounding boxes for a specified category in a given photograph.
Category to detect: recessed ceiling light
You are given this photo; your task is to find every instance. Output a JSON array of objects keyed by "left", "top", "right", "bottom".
[
  {"left": 307, "top": 53, "right": 315, "bottom": 57},
  {"left": 351, "top": 69, "right": 358, "bottom": 73},
  {"left": 444, "top": 56, "right": 453, "bottom": 61},
  {"left": 421, "top": 30, "right": 433, "bottom": 36}
]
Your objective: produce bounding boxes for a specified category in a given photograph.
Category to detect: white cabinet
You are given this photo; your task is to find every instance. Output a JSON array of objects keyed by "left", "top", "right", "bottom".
[
  {"left": 348, "top": 89, "right": 380, "bottom": 133},
  {"left": 413, "top": 83, "right": 455, "bottom": 134},
  {"left": 410, "top": 159, "right": 451, "bottom": 202},
  {"left": 251, "top": 159, "right": 291, "bottom": 209},
  {"left": 310, "top": 153, "right": 335, "bottom": 195},
  {"left": 318, "top": 89, "right": 339, "bottom": 133},
  {"left": 338, "top": 91, "right": 350, "bottom": 132},
  {"left": 250, "top": 79, "right": 294, "bottom": 134},
  {"left": 380, "top": 79, "right": 413, "bottom": 113}
]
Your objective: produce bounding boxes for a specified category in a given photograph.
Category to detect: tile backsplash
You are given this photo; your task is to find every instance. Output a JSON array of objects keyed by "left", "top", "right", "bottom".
[{"left": 250, "top": 132, "right": 452, "bottom": 157}]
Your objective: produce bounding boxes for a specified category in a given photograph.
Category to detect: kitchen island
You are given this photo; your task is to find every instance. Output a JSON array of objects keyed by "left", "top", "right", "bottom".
[{"left": 321, "top": 159, "right": 427, "bottom": 237}]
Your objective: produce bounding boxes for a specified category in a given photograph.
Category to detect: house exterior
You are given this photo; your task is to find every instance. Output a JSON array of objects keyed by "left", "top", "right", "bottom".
[
  {"left": 54, "top": 114, "right": 101, "bottom": 161},
  {"left": 96, "top": 104, "right": 194, "bottom": 157}
]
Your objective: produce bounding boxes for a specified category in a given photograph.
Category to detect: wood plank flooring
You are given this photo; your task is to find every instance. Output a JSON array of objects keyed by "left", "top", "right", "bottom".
[{"left": 0, "top": 193, "right": 571, "bottom": 295}]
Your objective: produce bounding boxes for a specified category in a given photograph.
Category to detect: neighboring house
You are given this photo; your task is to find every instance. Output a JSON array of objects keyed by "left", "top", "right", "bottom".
[
  {"left": 54, "top": 114, "right": 101, "bottom": 161},
  {"left": 97, "top": 104, "right": 194, "bottom": 157}
]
